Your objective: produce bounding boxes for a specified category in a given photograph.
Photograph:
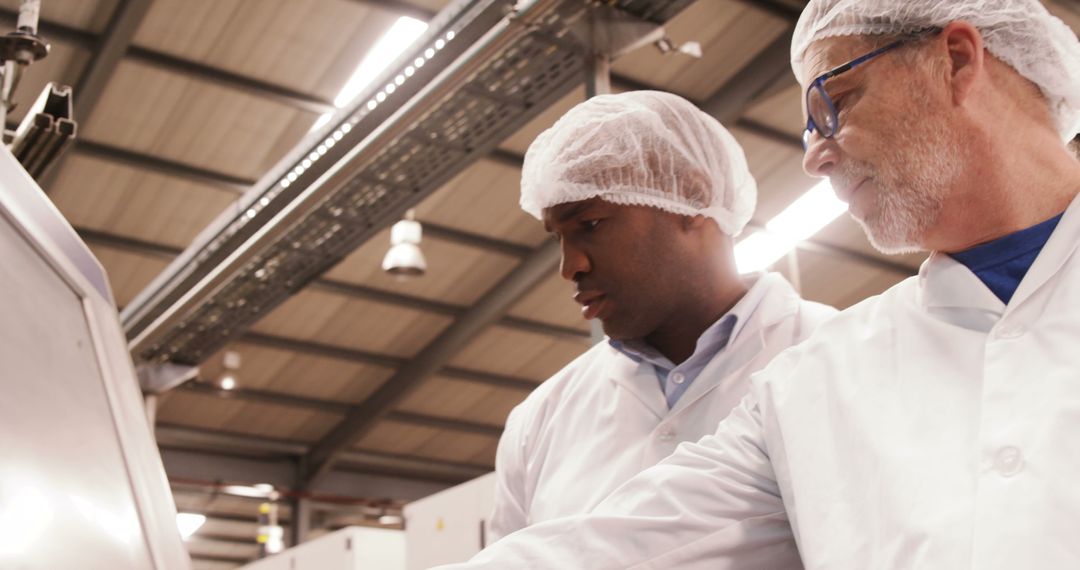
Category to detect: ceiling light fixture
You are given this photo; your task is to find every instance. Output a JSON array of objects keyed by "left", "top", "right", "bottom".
[
  {"left": 382, "top": 209, "right": 427, "bottom": 279},
  {"left": 218, "top": 350, "right": 241, "bottom": 391},
  {"left": 735, "top": 179, "right": 847, "bottom": 274},
  {"left": 221, "top": 483, "right": 277, "bottom": 499},
  {"left": 176, "top": 513, "right": 206, "bottom": 540}
]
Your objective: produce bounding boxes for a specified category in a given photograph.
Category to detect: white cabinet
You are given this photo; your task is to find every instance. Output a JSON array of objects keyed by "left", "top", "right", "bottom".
[
  {"left": 240, "top": 527, "right": 405, "bottom": 570},
  {"left": 403, "top": 472, "right": 496, "bottom": 569}
]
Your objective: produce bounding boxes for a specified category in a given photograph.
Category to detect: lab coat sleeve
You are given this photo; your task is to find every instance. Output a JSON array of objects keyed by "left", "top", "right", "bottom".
[
  {"left": 486, "top": 404, "right": 530, "bottom": 543},
  {"left": 436, "top": 392, "right": 802, "bottom": 570}
]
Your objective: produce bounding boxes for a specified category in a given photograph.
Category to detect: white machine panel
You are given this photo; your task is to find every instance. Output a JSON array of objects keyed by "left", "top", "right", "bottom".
[
  {"left": 0, "top": 147, "right": 190, "bottom": 569},
  {"left": 403, "top": 472, "right": 496, "bottom": 569},
  {"left": 240, "top": 527, "right": 405, "bottom": 570}
]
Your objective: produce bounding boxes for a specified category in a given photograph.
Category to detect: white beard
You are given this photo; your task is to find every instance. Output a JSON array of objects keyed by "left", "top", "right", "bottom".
[{"left": 845, "top": 111, "right": 962, "bottom": 255}]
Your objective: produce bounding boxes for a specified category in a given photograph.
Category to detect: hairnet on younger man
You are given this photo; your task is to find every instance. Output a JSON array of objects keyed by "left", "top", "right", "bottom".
[{"left": 520, "top": 90, "right": 756, "bottom": 236}]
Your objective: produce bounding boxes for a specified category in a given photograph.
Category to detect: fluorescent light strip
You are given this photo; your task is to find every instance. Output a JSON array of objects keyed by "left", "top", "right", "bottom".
[
  {"left": 311, "top": 16, "right": 430, "bottom": 132},
  {"left": 735, "top": 179, "right": 847, "bottom": 274}
]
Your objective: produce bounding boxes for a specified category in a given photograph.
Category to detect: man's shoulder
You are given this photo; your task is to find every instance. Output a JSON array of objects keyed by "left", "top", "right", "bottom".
[
  {"left": 765, "top": 274, "right": 919, "bottom": 365},
  {"left": 522, "top": 342, "right": 617, "bottom": 401},
  {"left": 749, "top": 273, "right": 838, "bottom": 336},
  {"left": 507, "top": 342, "right": 620, "bottom": 426}
]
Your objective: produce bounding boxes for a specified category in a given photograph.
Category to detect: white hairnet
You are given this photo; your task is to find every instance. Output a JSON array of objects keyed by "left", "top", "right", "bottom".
[
  {"left": 791, "top": 0, "right": 1080, "bottom": 142},
  {"left": 520, "top": 90, "right": 756, "bottom": 236}
]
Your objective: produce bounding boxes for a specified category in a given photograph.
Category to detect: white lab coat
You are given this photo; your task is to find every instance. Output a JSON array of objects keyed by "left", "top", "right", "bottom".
[
  {"left": 487, "top": 273, "right": 837, "bottom": 544},
  {"left": 443, "top": 192, "right": 1080, "bottom": 570}
]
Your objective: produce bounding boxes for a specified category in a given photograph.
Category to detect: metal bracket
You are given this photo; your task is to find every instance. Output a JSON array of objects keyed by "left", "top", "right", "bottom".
[{"left": 137, "top": 362, "right": 199, "bottom": 394}]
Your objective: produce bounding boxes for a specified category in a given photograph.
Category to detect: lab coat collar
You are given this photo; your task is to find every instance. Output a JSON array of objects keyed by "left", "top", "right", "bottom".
[
  {"left": 733, "top": 273, "right": 804, "bottom": 333},
  {"left": 604, "top": 273, "right": 801, "bottom": 420},
  {"left": 919, "top": 253, "right": 1004, "bottom": 313},
  {"left": 604, "top": 349, "right": 669, "bottom": 420},
  {"left": 668, "top": 273, "right": 800, "bottom": 415},
  {"left": 918, "top": 192, "right": 1080, "bottom": 319},
  {"left": 1006, "top": 191, "right": 1080, "bottom": 311}
]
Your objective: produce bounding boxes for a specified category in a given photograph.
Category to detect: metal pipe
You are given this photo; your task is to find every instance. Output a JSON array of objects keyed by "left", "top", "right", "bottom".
[{"left": 16, "top": 0, "right": 39, "bottom": 33}]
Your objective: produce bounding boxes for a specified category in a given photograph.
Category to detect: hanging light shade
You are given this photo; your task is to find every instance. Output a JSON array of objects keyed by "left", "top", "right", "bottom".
[{"left": 382, "top": 211, "right": 426, "bottom": 278}]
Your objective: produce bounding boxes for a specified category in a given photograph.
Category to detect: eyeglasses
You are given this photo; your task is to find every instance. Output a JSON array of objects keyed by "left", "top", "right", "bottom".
[{"left": 802, "top": 39, "right": 907, "bottom": 149}]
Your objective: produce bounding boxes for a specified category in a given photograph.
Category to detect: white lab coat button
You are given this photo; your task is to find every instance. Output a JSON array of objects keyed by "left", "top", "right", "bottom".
[
  {"left": 994, "top": 325, "right": 1025, "bottom": 340},
  {"left": 657, "top": 425, "right": 676, "bottom": 441},
  {"left": 671, "top": 372, "right": 685, "bottom": 385},
  {"left": 994, "top": 446, "right": 1024, "bottom": 476}
]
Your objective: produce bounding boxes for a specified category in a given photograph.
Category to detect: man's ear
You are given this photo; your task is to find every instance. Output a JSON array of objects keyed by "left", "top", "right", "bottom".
[
  {"left": 683, "top": 214, "right": 709, "bottom": 231},
  {"left": 941, "top": 21, "right": 985, "bottom": 105}
]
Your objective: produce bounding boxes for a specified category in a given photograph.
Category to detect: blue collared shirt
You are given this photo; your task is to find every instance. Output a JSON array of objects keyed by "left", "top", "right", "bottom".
[
  {"left": 949, "top": 212, "right": 1064, "bottom": 304},
  {"left": 609, "top": 307, "right": 744, "bottom": 409}
]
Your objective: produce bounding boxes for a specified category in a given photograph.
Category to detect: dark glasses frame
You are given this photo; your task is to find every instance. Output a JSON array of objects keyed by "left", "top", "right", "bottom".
[{"left": 801, "top": 38, "right": 908, "bottom": 149}]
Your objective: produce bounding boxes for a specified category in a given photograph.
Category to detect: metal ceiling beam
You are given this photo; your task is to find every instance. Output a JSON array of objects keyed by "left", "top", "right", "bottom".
[
  {"left": 156, "top": 423, "right": 490, "bottom": 483},
  {"left": 75, "top": 227, "right": 588, "bottom": 342},
  {"left": 422, "top": 222, "right": 533, "bottom": 258},
  {"left": 36, "top": 0, "right": 154, "bottom": 190},
  {"left": 301, "top": 239, "right": 561, "bottom": 488},
  {"left": 240, "top": 331, "right": 403, "bottom": 368},
  {"left": 741, "top": 0, "right": 804, "bottom": 23},
  {"left": 237, "top": 332, "right": 538, "bottom": 393},
  {"left": 185, "top": 533, "right": 257, "bottom": 546},
  {"left": 387, "top": 411, "right": 503, "bottom": 438},
  {"left": 177, "top": 381, "right": 504, "bottom": 438},
  {"left": 179, "top": 381, "right": 352, "bottom": 414},
  {"left": 1061, "top": 0, "right": 1080, "bottom": 19},
  {"left": 734, "top": 116, "right": 802, "bottom": 150},
  {"left": 610, "top": 73, "right": 801, "bottom": 150},
  {"left": 310, "top": 277, "right": 464, "bottom": 316},
  {"left": 313, "top": 278, "right": 586, "bottom": 341},
  {"left": 126, "top": 46, "right": 335, "bottom": 115},
  {"left": 77, "top": 226, "right": 182, "bottom": 259},
  {"left": 486, "top": 148, "right": 526, "bottom": 169},
  {"left": 73, "top": 0, "right": 155, "bottom": 119},
  {"left": 188, "top": 553, "right": 253, "bottom": 565},
  {"left": 701, "top": 30, "right": 793, "bottom": 125},
  {"left": 438, "top": 366, "right": 537, "bottom": 392},
  {"left": 335, "top": 448, "right": 490, "bottom": 479},
  {"left": 1, "top": 9, "right": 334, "bottom": 116},
  {"left": 177, "top": 511, "right": 280, "bottom": 525},
  {"left": 157, "top": 423, "right": 306, "bottom": 456},
  {"left": 76, "top": 140, "right": 254, "bottom": 192}
]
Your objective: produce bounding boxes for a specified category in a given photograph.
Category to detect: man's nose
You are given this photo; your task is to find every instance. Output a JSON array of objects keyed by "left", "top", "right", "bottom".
[
  {"left": 802, "top": 130, "right": 839, "bottom": 178},
  {"left": 559, "top": 240, "right": 590, "bottom": 282}
]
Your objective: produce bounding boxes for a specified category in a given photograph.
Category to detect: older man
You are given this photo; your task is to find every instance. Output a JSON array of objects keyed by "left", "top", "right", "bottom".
[
  {"left": 441, "top": 0, "right": 1080, "bottom": 568},
  {"left": 487, "top": 90, "right": 835, "bottom": 542}
]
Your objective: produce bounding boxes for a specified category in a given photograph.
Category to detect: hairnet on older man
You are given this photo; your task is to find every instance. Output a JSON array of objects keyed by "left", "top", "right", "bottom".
[
  {"left": 790, "top": 0, "right": 1080, "bottom": 142},
  {"left": 519, "top": 90, "right": 757, "bottom": 237}
]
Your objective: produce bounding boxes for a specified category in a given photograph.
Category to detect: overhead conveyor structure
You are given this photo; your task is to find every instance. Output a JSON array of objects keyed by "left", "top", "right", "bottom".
[{"left": 121, "top": 0, "right": 696, "bottom": 368}]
